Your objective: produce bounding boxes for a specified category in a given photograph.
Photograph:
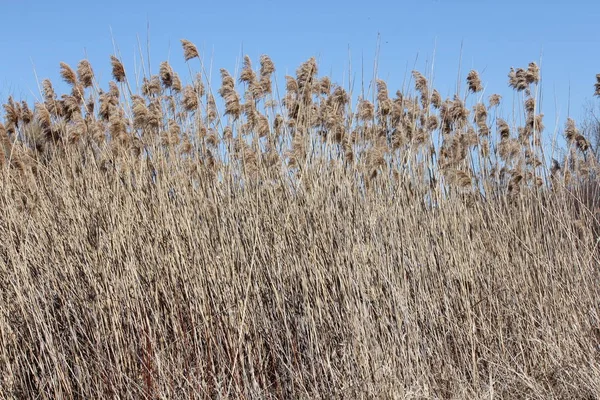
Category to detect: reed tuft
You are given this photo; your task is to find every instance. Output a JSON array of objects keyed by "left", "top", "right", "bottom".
[
  {"left": 110, "top": 55, "right": 126, "bottom": 83},
  {"left": 180, "top": 39, "right": 199, "bottom": 61}
]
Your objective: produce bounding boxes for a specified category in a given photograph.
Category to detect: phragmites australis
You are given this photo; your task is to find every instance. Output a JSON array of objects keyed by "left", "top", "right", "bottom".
[
  {"left": 376, "top": 79, "right": 392, "bottom": 116},
  {"left": 59, "top": 62, "right": 77, "bottom": 86},
  {"left": 526, "top": 62, "right": 540, "bottom": 84},
  {"left": 206, "top": 94, "right": 218, "bottom": 123},
  {"left": 426, "top": 115, "right": 439, "bottom": 132},
  {"left": 412, "top": 70, "right": 428, "bottom": 93},
  {"left": 564, "top": 118, "right": 579, "bottom": 143},
  {"left": 0, "top": 122, "right": 11, "bottom": 151},
  {"left": 296, "top": 57, "right": 317, "bottom": 93},
  {"left": 466, "top": 70, "right": 483, "bottom": 93},
  {"left": 35, "top": 103, "right": 52, "bottom": 133},
  {"left": 131, "top": 95, "right": 149, "bottom": 129},
  {"left": 42, "top": 79, "right": 56, "bottom": 103},
  {"left": 446, "top": 169, "right": 473, "bottom": 188},
  {"left": 146, "top": 99, "right": 163, "bottom": 130},
  {"left": 285, "top": 76, "right": 299, "bottom": 93},
  {"left": 159, "top": 61, "right": 175, "bottom": 89},
  {"left": 142, "top": 76, "right": 162, "bottom": 97},
  {"left": 497, "top": 118, "right": 510, "bottom": 139},
  {"left": 357, "top": 97, "right": 375, "bottom": 121},
  {"left": 42, "top": 81, "right": 62, "bottom": 118},
  {"left": 172, "top": 73, "right": 182, "bottom": 92},
  {"left": 318, "top": 76, "right": 332, "bottom": 96},
  {"left": 219, "top": 69, "right": 241, "bottom": 119},
  {"left": 488, "top": 94, "right": 501, "bottom": 108},
  {"left": 259, "top": 55, "right": 275, "bottom": 77},
  {"left": 257, "top": 55, "right": 275, "bottom": 97},
  {"left": 473, "top": 103, "right": 487, "bottom": 126},
  {"left": 239, "top": 55, "right": 256, "bottom": 85},
  {"left": 110, "top": 55, "right": 126, "bottom": 83},
  {"left": 194, "top": 74, "right": 206, "bottom": 97},
  {"left": 3, "top": 96, "right": 21, "bottom": 129},
  {"left": 412, "top": 70, "right": 428, "bottom": 94},
  {"left": 508, "top": 62, "right": 540, "bottom": 91},
  {"left": 3, "top": 52, "right": 599, "bottom": 207},
  {"left": 450, "top": 95, "right": 469, "bottom": 126},
  {"left": 524, "top": 97, "right": 536, "bottom": 114},
  {"left": 20, "top": 101, "right": 33, "bottom": 124},
  {"left": 180, "top": 39, "right": 199, "bottom": 61},
  {"left": 575, "top": 134, "right": 590, "bottom": 152},
  {"left": 508, "top": 67, "right": 528, "bottom": 91},
  {"left": 182, "top": 85, "right": 199, "bottom": 112},
  {"left": 77, "top": 60, "right": 94, "bottom": 88},
  {"left": 329, "top": 86, "right": 350, "bottom": 110},
  {"left": 430, "top": 89, "right": 442, "bottom": 109}
]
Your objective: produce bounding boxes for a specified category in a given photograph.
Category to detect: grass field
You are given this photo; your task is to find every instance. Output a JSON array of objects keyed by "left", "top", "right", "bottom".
[{"left": 0, "top": 40, "right": 599, "bottom": 398}]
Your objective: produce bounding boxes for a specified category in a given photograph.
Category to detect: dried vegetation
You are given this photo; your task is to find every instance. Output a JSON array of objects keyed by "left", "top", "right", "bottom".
[{"left": 0, "top": 40, "right": 599, "bottom": 398}]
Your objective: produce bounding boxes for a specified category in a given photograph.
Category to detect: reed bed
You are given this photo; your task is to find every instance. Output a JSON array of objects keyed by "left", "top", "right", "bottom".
[{"left": 0, "top": 39, "right": 599, "bottom": 399}]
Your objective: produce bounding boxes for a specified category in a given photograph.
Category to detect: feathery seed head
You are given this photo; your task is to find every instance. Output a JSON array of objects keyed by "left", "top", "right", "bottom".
[
  {"left": 497, "top": 118, "right": 510, "bottom": 139},
  {"left": 466, "top": 70, "right": 483, "bottom": 93},
  {"left": 575, "top": 134, "right": 590, "bottom": 152},
  {"left": 77, "top": 60, "right": 94, "bottom": 88},
  {"left": 524, "top": 97, "right": 536, "bottom": 114},
  {"left": 430, "top": 89, "right": 442, "bottom": 109},
  {"left": 473, "top": 103, "right": 487, "bottom": 126},
  {"left": 59, "top": 62, "right": 77, "bottom": 86},
  {"left": 3, "top": 97, "right": 21, "bottom": 128},
  {"left": 180, "top": 39, "right": 199, "bottom": 61},
  {"left": 172, "top": 73, "right": 182, "bottom": 92},
  {"left": 20, "top": 101, "right": 33, "bottom": 124},
  {"left": 110, "top": 55, "right": 126, "bottom": 83},
  {"left": 159, "top": 61, "right": 175, "bottom": 88},
  {"left": 526, "top": 62, "right": 540, "bottom": 84},
  {"left": 564, "top": 118, "right": 578, "bottom": 143},
  {"left": 357, "top": 98, "right": 375, "bottom": 121},
  {"left": 142, "top": 76, "right": 162, "bottom": 97},
  {"left": 412, "top": 71, "right": 428, "bottom": 93},
  {"left": 508, "top": 67, "right": 528, "bottom": 91},
  {"left": 206, "top": 94, "right": 218, "bottom": 123},
  {"left": 131, "top": 95, "right": 149, "bottom": 129},
  {"left": 488, "top": 94, "right": 501, "bottom": 108},
  {"left": 239, "top": 55, "right": 257, "bottom": 85},
  {"left": 319, "top": 76, "right": 332, "bottom": 96},
  {"left": 182, "top": 85, "right": 199, "bottom": 112},
  {"left": 259, "top": 54, "right": 275, "bottom": 77},
  {"left": 285, "top": 76, "right": 299, "bottom": 93},
  {"left": 42, "top": 79, "right": 56, "bottom": 102},
  {"left": 450, "top": 96, "right": 469, "bottom": 126}
]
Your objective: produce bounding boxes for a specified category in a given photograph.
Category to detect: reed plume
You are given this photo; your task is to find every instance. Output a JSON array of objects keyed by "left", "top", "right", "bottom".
[
  {"left": 182, "top": 85, "right": 199, "bottom": 112},
  {"left": 219, "top": 69, "right": 241, "bottom": 120},
  {"left": 466, "top": 70, "right": 483, "bottom": 93},
  {"left": 180, "top": 39, "right": 199, "bottom": 61},
  {"left": 488, "top": 94, "right": 501, "bottom": 108},
  {"left": 159, "top": 61, "right": 175, "bottom": 89},
  {"left": 59, "top": 62, "right": 77, "bottom": 86},
  {"left": 110, "top": 55, "right": 126, "bottom": 83},
  {"left": 1, "top": 53, "right": 599, "bottom": 400},
  {"left": 239, "top": 55, "right": 256, "bottom": 85},
  {"left": 76, "top": 60, "right": 94, "bottom": 88}
]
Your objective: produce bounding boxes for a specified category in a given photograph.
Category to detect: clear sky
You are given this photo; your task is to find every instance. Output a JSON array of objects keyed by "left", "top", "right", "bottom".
[{"left": 1, "top": 0, "right": 599, "bottom": 154}]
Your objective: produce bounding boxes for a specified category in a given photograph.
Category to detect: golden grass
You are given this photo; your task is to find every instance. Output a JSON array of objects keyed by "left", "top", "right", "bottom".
[{"left": 0, "top": 39, "right": 599, "bottom": 398}]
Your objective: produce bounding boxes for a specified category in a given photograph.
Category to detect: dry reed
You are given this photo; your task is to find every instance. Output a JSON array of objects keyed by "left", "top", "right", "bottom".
[{"left": 0, "top": 49, "right": 599, "bottom": 400}]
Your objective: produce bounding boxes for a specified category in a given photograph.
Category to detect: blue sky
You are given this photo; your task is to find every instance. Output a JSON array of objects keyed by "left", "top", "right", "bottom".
[{"left": 1, "top": 0, "right": 599, "bottom": 154}]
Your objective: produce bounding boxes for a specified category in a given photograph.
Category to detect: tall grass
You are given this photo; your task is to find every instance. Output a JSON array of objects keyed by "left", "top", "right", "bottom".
[{"left": 0, "top": 39, "right": 599, "bottom": 398}]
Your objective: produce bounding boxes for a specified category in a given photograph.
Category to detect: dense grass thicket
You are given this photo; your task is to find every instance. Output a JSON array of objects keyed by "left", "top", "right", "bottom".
[{"left": 0, "top": 40, "right": 600, "bottom": 398}]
